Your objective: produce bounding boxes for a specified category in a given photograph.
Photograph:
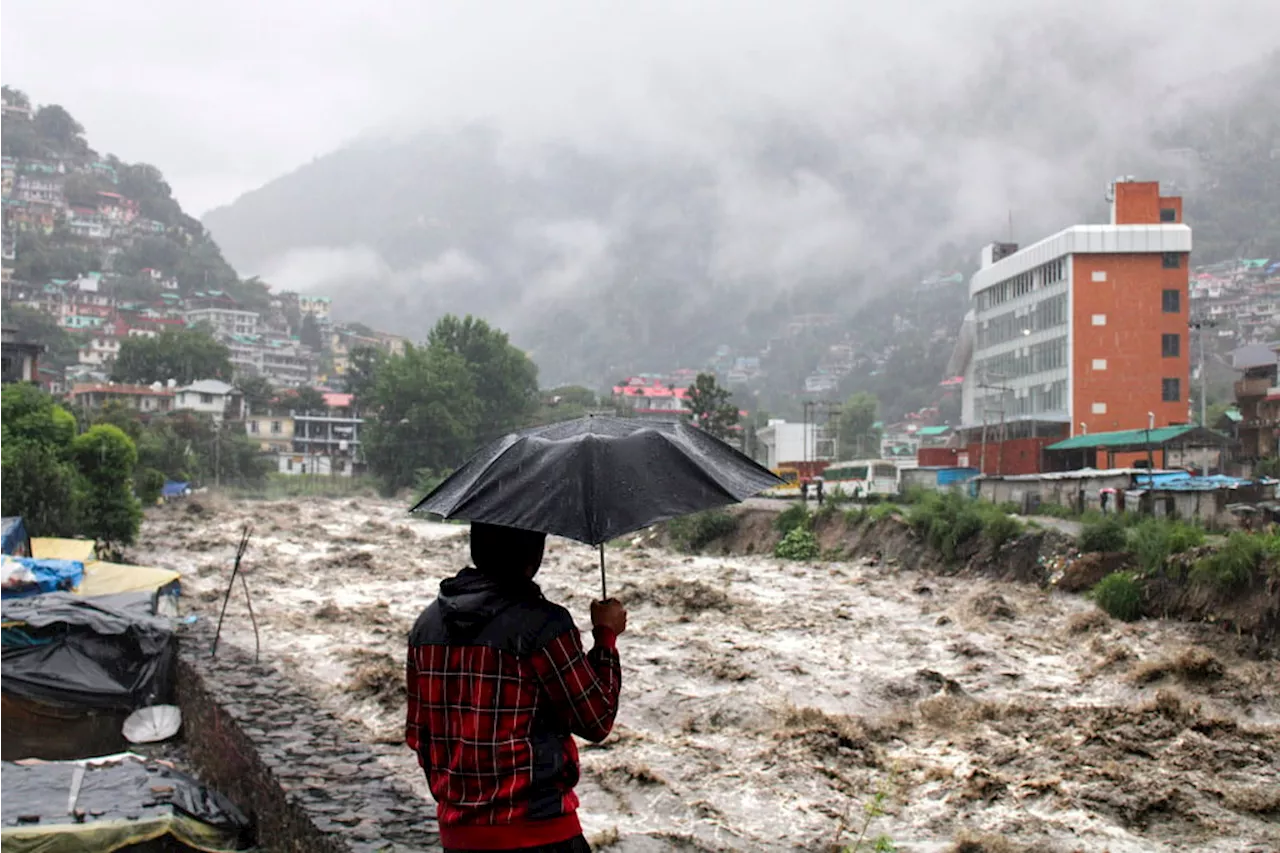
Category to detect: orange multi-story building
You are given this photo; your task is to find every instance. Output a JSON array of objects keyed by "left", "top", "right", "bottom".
[{"left": 957, "top": 179, "right": 1191, "bottom": 473}]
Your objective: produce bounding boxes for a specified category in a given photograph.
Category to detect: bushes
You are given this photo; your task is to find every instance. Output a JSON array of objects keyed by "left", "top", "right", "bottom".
[
  {"left": 775, "top": 527, "right": 820, "bottom": 561},
  {"left": 907, "top": 491, "right": 1022, "bottom": 561},
  {"left": 1191, "top": 532, "right": 1264, "bottom": 590},
  {"left": 1078, "top": 516, "right": 1127, "bottom": 553},
  {"left": 774, "top": 503, "right": 812, "bottom": 536},
  {"left": 1128, "top": 518, "right": 1205, "bottom": 576},
  {"left": 667, "top": 510, "right": 739, "bottom": 553},
  {"left": 1092, "top": 572, "right": 1143, "bottom": 621}
]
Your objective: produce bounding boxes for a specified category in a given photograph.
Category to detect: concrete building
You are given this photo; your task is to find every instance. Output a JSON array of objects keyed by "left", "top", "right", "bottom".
[
  {"left": 954, "top": 178, "right": 1192, "bottom": 473},
  {"left": 173, "top": 379, "right": 242, "bottom": 422},
  {"left": 185, "top": 306, "right": 260, "bottom": 337},
  {"left": 2, "top": 326, "right": 42, "bottom": 384},
  {"left": 246, "top": 413, "right": 295, "bottom": 453},
  {"left": 756, "top": 419, "right": 826, "bottom": 469},
  {"left": 285, "top": 392, "right": 363, "bottom": 476},
  {"left": 1231, "top": 342, "right": 1280, "bottom": 462},
  {"left": 70, "top": 382, "right": 174, "bottom": 413}
]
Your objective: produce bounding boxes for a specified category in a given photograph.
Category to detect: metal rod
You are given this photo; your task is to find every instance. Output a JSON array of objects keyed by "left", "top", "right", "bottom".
[
  {"left": 212, "top": 523, "right": 253, "bottom": 659},
  {"left": 239, "top": 565, "right": 261, "bottom": 663},
  {"left": 598, "top": 543, "right": 607, "bottom": 600}
]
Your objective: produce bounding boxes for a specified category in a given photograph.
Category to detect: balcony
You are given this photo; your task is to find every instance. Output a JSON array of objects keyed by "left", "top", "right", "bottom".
[{"left": 1234, "top": 376, "right": 1274, "bottom": 399}]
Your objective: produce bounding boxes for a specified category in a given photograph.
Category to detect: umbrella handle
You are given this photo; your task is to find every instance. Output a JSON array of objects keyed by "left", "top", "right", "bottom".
[{"left": 599, "top": 543, "right": 607, "bottom": 600}]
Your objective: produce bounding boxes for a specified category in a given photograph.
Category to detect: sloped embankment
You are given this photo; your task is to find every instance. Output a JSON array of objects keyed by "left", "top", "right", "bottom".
[{"left": 660, "top": 507, "right": 1280, "bottom": 649}]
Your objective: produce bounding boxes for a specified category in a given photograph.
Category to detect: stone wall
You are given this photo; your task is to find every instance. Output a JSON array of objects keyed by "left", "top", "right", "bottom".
[{"left": 177, "top": 624, "right": 440, "bottom": 852}]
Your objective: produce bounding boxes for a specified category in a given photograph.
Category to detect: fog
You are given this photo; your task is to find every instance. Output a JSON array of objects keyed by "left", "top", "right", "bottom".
[{"left": 4, "top": 0, "right": 1277, "bottom": 380}]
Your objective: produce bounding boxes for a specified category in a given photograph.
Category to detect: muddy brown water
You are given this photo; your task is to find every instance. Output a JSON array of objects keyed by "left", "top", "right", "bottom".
[{"left": 133, "top": 496, "right": 1280, "bottom": 853}]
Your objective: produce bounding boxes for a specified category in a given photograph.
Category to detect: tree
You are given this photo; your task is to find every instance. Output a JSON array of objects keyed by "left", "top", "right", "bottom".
[
  {"left": 291, "top": 386, "right": 327, "bottom": 414},
  {"left": 32, "top": 104, "right": 89, "bottom": 157},
  {"left": 70, "top": 425, "right": 142, "bottom": 551},
  {"left": 1, "top": 384, "right": 81, "bottom": 537},
  {"left": 428, "top": 315, "right": 539, "bottom": 437},
  {"left": 837, "top": 392, "right": 880, "bottom": 459},
  {"left": 237, "top": 374, "right": 276, "bottom": 416},
  {"left": 111, "top": 326, "right": 232, "bottom": 386},
  {"left": 299, "top": 312, "right": 324, "bottom": 350},
  {"left": 344, "top": 345, "right": 387, "bottom": 402},
  {"left": 363, "top": 343, "right": 481, "bottom": 493},
  {"left": 684, "top": 373, "right": 739, "bottom": 440},
  {"left": 533, "top": 385, "right": 599, "bottom": 425}
]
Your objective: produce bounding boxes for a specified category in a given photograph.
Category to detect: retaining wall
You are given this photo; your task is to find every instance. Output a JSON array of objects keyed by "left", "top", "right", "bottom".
[{"left": 177, "top": 624, "right": 440, "bottom": 852}]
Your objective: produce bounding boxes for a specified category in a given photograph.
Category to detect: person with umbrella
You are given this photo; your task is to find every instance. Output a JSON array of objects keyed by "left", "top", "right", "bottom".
[
  {"left": 407, "top": 416, "right": 781, "bottom": 851},
  {"left": 407, "top": 522, "right": 625, "bottom": 852}
]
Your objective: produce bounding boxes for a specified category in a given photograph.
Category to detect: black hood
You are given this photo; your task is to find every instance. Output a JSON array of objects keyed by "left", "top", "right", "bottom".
[{"left": 436, "top": 567, "right": 543, "bottom": 642}]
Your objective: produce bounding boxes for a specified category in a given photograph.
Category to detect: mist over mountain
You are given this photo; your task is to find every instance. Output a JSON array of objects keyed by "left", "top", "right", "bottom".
[{"left": 203, "top": 8, "right": 1278, "bottom": 387}]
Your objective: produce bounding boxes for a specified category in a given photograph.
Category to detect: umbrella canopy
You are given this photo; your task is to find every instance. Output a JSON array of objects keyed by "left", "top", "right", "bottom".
[{"left": 411, "top": 416, "right": 782, "bottom": 546}]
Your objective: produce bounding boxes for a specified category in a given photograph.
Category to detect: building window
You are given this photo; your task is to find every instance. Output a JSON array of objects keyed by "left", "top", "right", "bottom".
[
  {"left": 1162, "top": 334, "right": 1180, "bottom": 358},
  {"left": 249, "top": 421, "right": 259, "bottom": 434},
  {"left": 1092, "top": 358, "right": 1107, "bottom": 370},
  {"left": 1162, "top": 252, "right": 1181, "bottom": 269},
  {"left": 1091, "top": 314, "right": 1107, "bottom": 326},
  {"left": 1160, "top": 208, "right": 1176, "bottom": 223},
  {"left": 1092, "top": 402, "right": 1107, "bottom": 415},
  {"left": 200, "top": 393, "right": 213, "bottom": 404},
  {"left": 1091, "top": 270, "right": 1107, "bottom": 282},
  {"left": 1162, "top": 378, "right": 1181, "bottom": 402},
  {"left": 1162, "top": 289, "right": 1180, "bottom": 313},
  {"left": 271, "top": 421, "right": 281, "bottom": 434}
]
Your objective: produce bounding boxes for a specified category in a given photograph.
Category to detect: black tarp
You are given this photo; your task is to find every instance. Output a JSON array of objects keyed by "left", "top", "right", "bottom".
[
  {"left": 2, "top": 755, "right": 253, "bottom": 852},
  {"left": 1, "top": 592, "right": 176, "bottom": 710}
]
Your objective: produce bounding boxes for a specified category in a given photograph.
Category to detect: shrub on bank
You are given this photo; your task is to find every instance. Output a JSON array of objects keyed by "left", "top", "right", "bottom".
[
  {"left": 1092, "top": 571, "right": 1143, "bottom": 621},
  {"left": 908, "top": 491, "right": 1023, "bottom": 561},
  {"left": 1191, "top": 532, "right": 1265, "bottom": 590},
  {"left": 667, "top": 510, "right": 739, "bottom": 553},
  {"left": 1129, "top": 518, "right": 1205, "bottom": 576},
  {"left": 775, "top": 527, "right": 820, "bottom": 561},
  {"left": 774, "top": 503, "right": 812, "bottom": 536},
  {"left": 1078, "top": 516, "right": 1127, "bottom": 553}
]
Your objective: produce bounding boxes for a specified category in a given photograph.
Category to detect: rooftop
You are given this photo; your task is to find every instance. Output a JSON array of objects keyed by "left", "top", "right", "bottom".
[{"left": 1046, "top": 425, "right": 1232, "bottom": 452}]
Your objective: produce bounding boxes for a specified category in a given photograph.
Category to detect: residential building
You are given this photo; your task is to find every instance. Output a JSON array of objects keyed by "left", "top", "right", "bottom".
[
  {"left": 14, "top": 175, "right": 62, "bottom": 205},
  {"left": 185, "top": 306, "right": 260, "bottom": 337},
  {"left": 285, "top": 392, "right": 363, "bottom": 477},
  {"left": 246, "top": 413, "right": 295, "bottom": 453},
  {"left": 1231, "top": 342, "right": 1280, "bottom": 461},
  {"left": 954, "top": 178, "right": 1192, "bottom": 473},
  {"left": 70, "top": 382, "right": 174, "bottom": 413},
  {"left": 173, "top": 379, "right": 242, "bottom": 422},
  {"left": 756, "top": 419, "right": 828, "bottom": 469},
  {"left": 220, "top": 332, "right": 315, "bottom": 387},
  {"left": 78, "top": 330, "right": 123, "bottom": 366},
  {"left": 2, "top": 326, "right": 42, "bottom": 384},
  {"left": 298, "top": 294, "right": 332, "bottom": 324},
  {"left": 612, "top": 378, "right": 690, "bottom": 421}
]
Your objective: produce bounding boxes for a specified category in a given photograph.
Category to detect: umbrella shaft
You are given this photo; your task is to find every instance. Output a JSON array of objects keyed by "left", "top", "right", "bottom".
[{"left": 599, "top": 543, "right": 607, "bottom": 600}]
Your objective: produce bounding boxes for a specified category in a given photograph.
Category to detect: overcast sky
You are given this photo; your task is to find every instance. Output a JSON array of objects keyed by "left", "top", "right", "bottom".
[{"left": 4, "top": 0, "right": 1276, "bottom": 218}]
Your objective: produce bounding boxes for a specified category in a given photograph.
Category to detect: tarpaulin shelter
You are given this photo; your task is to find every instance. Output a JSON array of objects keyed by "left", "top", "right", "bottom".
[
  {"left": 1, "top": 555, "right": 86, "bottom": 598},
  {"left": 2, "top": 592, "right": 177, "bottom": 760},
  {"left": 26, "top": 537, "right": 181, "bottom": 603},
  {"left": 2, "top": 516, "right": 31, "bottom": 556},
  {"left": 162, "top": 480, "right": 191, "bottom": 498},
  {"left": 1, "top": 753, "right": 253, "bottom": 852}
]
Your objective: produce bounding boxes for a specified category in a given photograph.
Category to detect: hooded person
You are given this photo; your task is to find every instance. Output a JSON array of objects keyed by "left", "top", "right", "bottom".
[{"left": 407, "top": 522, "right": 627, "bottom": 852}]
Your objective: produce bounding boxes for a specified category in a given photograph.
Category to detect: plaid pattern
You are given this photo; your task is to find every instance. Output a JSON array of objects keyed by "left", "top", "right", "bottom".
[{"left": 407, "top": 625, "right": 620, "bottom": 830}]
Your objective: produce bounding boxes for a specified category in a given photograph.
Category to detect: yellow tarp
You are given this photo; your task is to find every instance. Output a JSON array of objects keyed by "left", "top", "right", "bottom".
[
  {"left": 74, "top": 561, "right": 180, "bottom": 598},
  {"left": 29, "top": 537, "right": 96, "bottom": 562},
  {"left": 14, "top": 537, "right": 180, "bottom": 600}
]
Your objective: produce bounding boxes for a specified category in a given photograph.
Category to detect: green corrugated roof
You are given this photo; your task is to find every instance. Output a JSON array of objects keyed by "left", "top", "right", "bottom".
[
  {"left": 1047, "top": 425, "right": 1213, "bottom": 451},
  {"left": 916, "top": 425, "right": 952, "bottom": 436},
  {"left": 1223, "top": 408, "right": 1242, "bottom": 423}
]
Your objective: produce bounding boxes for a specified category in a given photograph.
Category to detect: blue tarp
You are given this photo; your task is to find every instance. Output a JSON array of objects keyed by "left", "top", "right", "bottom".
[
  {"left": 1, "top": 556, "right": 86, "bottom": 599},
  {"left": 1, "top": 517, "right": 29, "bottom": 556},
  {"left": 937, "top": 467, "right": 981, "bottom": 486},
  {"left": 160, "top": 481, "right": 190, "bottom": 498},
  {"left": 1134, "top": 472, "right": 1251, "bottom": 491}
]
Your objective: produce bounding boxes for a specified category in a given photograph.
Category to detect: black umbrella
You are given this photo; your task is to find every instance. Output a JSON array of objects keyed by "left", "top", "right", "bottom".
[{"left": 410, "top": 416, "right": 782, "bottom": 597}]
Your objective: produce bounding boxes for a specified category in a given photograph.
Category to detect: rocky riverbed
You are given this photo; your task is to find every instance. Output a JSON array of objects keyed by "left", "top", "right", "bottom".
[{"left": 132, "top": 495, "right": 1280, "bottom": 852}]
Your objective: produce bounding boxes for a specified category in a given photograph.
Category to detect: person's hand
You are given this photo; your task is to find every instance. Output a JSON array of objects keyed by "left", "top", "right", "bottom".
[{"left": 591, "top": 598, "right": 627, "bottom": 636}]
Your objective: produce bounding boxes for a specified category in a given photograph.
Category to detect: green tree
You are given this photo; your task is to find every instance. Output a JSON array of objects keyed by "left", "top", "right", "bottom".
[
  {"left": 237, "top": 374, "right": 276, "bottom": 416},
  {"left": 363, "top": 343, "right": 480, "bottom": 493},
  {"left": 111, "top": 326, "right": 232, "bottom": 385},
  {"left": 0, "top": 384, "right": 82, "bottom": 536},
  {"left": 70, "top": 425, "right": 142, "bottom": 551},
  {"left": 299, "top": 312, "right": 324, "bottom": 350},
  {"left": 837, "top": 392, "right": 880, "bottom": 459},
  {"left": 32, "top": 104, "right": 89, "bottom": 157},
  {"left": 344, "top": 345, "right": 387, "bottom": 402},
  {"left": 428, "top": 315, "right": 539, "bottom": 437},
  {"left": 291, "top": 386, "right": 327, "bottom": 413},
  {"left": 684, "top": 373, "right": 739, "bottom": 440}
]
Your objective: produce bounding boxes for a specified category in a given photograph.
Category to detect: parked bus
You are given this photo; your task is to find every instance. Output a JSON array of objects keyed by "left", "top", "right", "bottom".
[
  {"left": 822, "top": 459, "right": 902, "bottom": 498},
  {"left": 761, "top": 461, "right": 830, "bottom": 498}
]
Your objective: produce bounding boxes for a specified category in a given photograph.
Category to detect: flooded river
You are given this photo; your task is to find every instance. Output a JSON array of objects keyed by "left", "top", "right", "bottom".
[{"left": 134, "top": 496, "right": 1279, "bottom": 852}]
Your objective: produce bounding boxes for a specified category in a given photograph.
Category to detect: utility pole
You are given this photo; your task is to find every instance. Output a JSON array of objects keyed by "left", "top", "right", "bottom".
[
  {"left": 976, "top": 371, "right": 1013, "bottom": 476},
  {"left": 1190, "top": 317, "right": 1218, "bottom": 425}
]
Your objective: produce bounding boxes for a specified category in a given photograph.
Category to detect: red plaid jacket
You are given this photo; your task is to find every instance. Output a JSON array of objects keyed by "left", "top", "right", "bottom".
[{"left": 406, "top": 568, "right": 621, "bottom": 850}]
